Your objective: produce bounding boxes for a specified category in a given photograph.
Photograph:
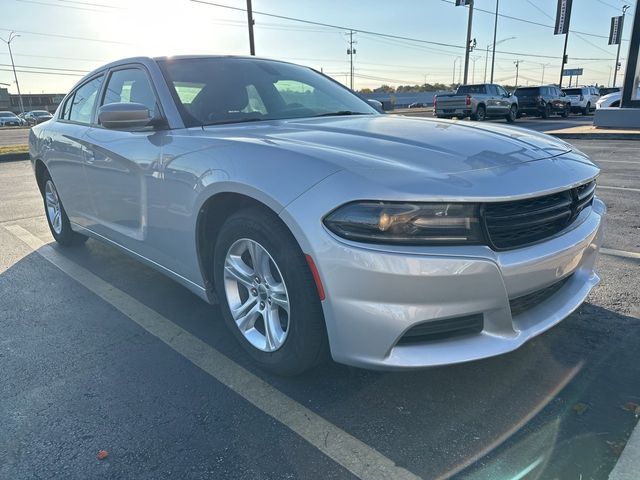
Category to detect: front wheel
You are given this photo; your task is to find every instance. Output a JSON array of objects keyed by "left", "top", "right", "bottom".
[
  {"left": 582, "top": 102, "right": 591, "bottom": 115},
  {"left": 506, "top": 105, "right": 517, "bottom": 123},
  {"left": 214, "top": 208, "right": 328, "bottom": 375},
  {"left": 42, "top": 171, "right": 87, "bottom": 247},
  {"left": 541, "top": 104, "right": 551, "bottom": 119}
]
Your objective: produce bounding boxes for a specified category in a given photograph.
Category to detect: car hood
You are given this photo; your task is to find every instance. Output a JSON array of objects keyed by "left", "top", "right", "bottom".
[{"left": 202, "top": 115, "right": 578, "bottom": 177}]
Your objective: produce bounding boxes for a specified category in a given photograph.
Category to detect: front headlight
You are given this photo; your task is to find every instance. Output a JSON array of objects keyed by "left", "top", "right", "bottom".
[{"left": 323, "top": 202, "right": 484, "bottom": 245}]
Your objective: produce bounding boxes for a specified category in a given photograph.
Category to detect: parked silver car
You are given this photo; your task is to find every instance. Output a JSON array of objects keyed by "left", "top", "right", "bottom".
[{"left": 29, "top": 56, "right": 605, "bottom": 374}]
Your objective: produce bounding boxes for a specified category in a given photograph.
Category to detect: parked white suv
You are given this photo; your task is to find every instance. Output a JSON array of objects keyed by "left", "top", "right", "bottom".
[{"left": 562, "top": 87, "right": 599, "bottom": 115}]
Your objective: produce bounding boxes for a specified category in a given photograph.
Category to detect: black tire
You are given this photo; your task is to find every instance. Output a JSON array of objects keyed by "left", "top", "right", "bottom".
[
  {"left": 561, "top": 104, "right": 570, "bottom": 118},
  {"left": 582, "top": 102, "right": 591, "bottom": 115},
  {"left": 213, "top": 207, "right": 328, "bottom": 375},
  {"left": 41, "top": 170, "right": 87, "bottom": 247},
  {"left": 541, "top": 104, "right": 551, "bottom": 119},
  {"left": 471, "top": 105, "right": 486, "bottom": 121},
  {"left": 506, "top": 105, "right": 517, "bottom": 123}
]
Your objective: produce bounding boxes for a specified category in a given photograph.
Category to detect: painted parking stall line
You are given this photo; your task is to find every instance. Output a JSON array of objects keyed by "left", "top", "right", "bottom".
[
  {"left": 600, "top": 248, "right": 640, "bottom": 260},
  {"left": 3, "top": 224, "right": 420, "bottom": 480},
  {"left": 597, "top": 185, "right": 640, "bottom": 193}
]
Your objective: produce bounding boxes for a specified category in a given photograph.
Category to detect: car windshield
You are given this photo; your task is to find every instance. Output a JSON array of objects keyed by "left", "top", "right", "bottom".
[
  {"left": 33, "top": 111, "right": 50, "bottom": 116},
  {"left": 563, "top": 89, "right": 583, "bottom": 95},
  {"left": 0, "top": 112, "right": 17, "bottom": 118},
  {"left": 157, "top": 57, "right": 378, "bottom": 127},
  {"left": 457, "top": 85, "right": 486, "bottom": 94}
]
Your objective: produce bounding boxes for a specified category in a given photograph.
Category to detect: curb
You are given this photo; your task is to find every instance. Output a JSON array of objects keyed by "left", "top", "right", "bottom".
[
  {"left": 609, "top": 419, "right": 640, "bottom": 480},
  {"left": 546, "top": 131, "right": 640, "bottom": 140},
  {"left": 0, "top": 152, "right": 29, "bottom": 162}
]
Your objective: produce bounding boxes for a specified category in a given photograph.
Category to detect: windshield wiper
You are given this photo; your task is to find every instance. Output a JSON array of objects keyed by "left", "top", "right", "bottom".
[
  {"left": 202, "top": 117, "right": 264, "bottom": 126},
  {"left": 313, "top": 111, "right": 369, "bottom": 117}
]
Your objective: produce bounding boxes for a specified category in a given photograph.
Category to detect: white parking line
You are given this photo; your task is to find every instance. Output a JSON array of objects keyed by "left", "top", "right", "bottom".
[
  {"left": 601, "top": 248, "right": 640, "bottom": 260},
  {"left": 3, "top": 224, "right": 419, "bottom": 480},
  {"left": 597, "top": 185, "right": 640, "bottom": 193}
]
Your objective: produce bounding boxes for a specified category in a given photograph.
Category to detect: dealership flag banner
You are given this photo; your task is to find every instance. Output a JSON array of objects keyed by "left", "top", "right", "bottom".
[
  {"left": 554, "top": 0, "right": 573, "bottom": 35},
  {"left": 609, "top": 15, "right": 624, "bottom": 45}
]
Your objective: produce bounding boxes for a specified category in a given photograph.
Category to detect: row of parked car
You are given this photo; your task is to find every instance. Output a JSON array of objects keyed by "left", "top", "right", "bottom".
[
  {"left": 433, "top": 83, "right": 622, "bottom": 121},
  {"left": 0, "top": 110, "right": 53, "bottom": 127}
]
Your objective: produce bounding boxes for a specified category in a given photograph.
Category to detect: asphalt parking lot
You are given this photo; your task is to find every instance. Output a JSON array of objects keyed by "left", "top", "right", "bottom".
[{"left": 1, "top": 132, "right": 639, "bottom": 479}]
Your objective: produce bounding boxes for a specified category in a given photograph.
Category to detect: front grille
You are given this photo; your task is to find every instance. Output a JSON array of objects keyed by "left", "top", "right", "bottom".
[
  {"left": 398, "top": 314, "right": 484, "bottom": 344},
  {"left": 482, "top": 180, "right": 596, "bottom": 250},
  {"left": 509, "top": 275, "right": 572, "bottom": 317}
]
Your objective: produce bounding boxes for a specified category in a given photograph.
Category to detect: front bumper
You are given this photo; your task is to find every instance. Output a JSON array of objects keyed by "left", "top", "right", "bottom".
[{"left": 282, "top": 195, "right": 605, "bottom": 370}]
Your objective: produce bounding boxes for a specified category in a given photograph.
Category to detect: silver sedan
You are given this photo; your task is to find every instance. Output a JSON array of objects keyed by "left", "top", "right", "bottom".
[{"left": 29, "top": 55, "right": 604, "bottom": 374}]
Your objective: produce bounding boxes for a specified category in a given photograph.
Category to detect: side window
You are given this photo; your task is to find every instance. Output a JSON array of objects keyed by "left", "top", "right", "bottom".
[
  {"left": 102, "top": 68, "right": 157, "bottom": 118},
  {"left": 60, "top": 93, "right": 73, "bottom": 120},
  {"left": 68, "top": 76, "right": 104, "bottom": 124}
]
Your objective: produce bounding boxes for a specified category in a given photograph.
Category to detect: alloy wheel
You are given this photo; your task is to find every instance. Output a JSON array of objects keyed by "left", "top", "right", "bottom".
[
  {"left": 223, "top": 238, "right": 290, "bottom": 352},
  {"left": 44, "top": 180, "right": 63, "bottom": 235}
]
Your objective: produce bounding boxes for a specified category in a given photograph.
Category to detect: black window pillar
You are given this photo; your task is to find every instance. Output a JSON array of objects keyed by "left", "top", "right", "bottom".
[{"left": 621, "top": 6, "right": 640, "bottom": 108}]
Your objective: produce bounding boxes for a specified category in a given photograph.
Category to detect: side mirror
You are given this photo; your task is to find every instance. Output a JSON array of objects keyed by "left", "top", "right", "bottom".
[
  {"left": 366, "top": 98, "right": 384, "bottom": 113},
  {"left": 98, "top": 102, "right": 153, "bottom": 129}
]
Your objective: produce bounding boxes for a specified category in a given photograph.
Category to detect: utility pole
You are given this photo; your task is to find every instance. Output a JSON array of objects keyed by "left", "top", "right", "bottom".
[
  {"left": 347, "top": 30, "right": 357, "bottom": 90},
  {"left": 514, "top": 60, "right": 522, "bottom": 87},
  {"left": 463, "top": 0, "right": 475, "bottom": 85},
  {"left": 541, "top": 63, "right": 550, "bottom": 84},
  {"left": 613, "top": 5, "right": 630, "bottom": 87},
  {"left": 0, "top": 31, "right": 24, "bottom": 114},
  {"left": 490, "top": 0, "right": 499, "bottom": 83},
  {"left": 246, "top": 0, "right": 255, "bottom": 55}
]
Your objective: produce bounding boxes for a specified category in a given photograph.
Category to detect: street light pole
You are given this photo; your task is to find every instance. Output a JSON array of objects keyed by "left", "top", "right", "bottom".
[
  {"left": 1, "top": 31, "right": 24, "bottom": 114},
  {"left": 514, "top": 60, "right": 522, "bottom": 87},
  {"left": 490, "top": 0, "right": 499, "bottom": 83},
  {"left": 613, "top": 5, "right": 630, "bottom": 87},
  {"left": 453, "top": 57, "right": 461, "bottom": 86}
]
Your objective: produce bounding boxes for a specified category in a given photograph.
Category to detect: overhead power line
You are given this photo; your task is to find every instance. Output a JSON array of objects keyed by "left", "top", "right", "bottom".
[
  {"left": 0, "top": 67, "right": 84, "bottom": 77},
  {"left": 0, "top": 26, "right": 130, "bottom": 45},
  {"left": 189, "top": 0, "right": 617, "bottom": 62}
]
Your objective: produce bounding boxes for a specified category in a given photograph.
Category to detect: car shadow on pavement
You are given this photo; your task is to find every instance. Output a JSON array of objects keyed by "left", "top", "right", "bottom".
[{"left": 2, "top": 238, "right": 639, "bottom": 480}]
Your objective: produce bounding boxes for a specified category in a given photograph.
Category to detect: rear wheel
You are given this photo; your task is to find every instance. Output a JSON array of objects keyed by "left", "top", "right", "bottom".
[
  {"left": 214, "top": 208, "right": 328, "bottom": 375},
  {"left": 506, "top": 105, "right": 517, "bottom": 123},
  {"left": 561, "top": 104, "right": 570, "bottom": 118},
  {"left": 42, "top": 171, "right": 87, "bottom": 247},
  {"left": 471, "top": 105, "right": 486, "bottom": 121}
]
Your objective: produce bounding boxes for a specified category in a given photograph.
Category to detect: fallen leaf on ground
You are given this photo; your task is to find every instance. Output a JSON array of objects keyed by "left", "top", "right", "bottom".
[
  {"left": 573, "top": 402, "right": 588, "bottom": 415},
  {"left": 97, "top": 450, "right": 109, "bottom": 460},
  {"left": 606, "top": 441, "right": 626, "bottom": 456},
  {"left": 623, "top": 401, "right": 639, "bottom": 412}
]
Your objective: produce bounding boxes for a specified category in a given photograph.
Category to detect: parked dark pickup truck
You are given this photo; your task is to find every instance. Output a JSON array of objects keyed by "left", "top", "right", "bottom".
[{"left": 434, "top": 84, "right": 518, "bottom": 122}]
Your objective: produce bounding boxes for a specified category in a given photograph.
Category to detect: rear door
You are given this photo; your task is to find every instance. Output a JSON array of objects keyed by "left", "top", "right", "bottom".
[{"left": 45, "top": 74, "right": 104, "bottom": 228}]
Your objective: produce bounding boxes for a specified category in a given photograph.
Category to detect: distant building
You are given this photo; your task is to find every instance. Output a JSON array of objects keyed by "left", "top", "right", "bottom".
[{"left": 0, "top": 87, "right": 65, "bottom": 113}]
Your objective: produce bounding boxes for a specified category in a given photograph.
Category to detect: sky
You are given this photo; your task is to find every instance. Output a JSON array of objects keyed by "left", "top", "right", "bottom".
[{"left": 0, "top": 0, "right": 637, "bottom": 95}]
